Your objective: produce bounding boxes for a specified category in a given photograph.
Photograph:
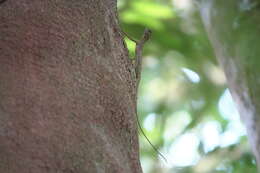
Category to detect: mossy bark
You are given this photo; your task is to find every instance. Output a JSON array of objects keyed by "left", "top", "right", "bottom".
[{"left": 197, "top": 0, "right": 260, "bottom": 169}]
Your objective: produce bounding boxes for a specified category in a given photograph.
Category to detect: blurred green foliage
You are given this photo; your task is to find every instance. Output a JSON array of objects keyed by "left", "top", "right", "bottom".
[{"left": 118, "top": 0, "right": 257, "bottom": 172}]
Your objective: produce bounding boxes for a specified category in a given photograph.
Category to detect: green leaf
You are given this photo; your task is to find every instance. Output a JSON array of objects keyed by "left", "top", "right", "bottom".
[{"left": 132, "top": 1, "right": 175, "bottom": 19}]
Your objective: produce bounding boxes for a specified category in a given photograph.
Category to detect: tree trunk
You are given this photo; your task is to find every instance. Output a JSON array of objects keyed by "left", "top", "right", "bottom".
[
  {"left": 197, "top": 0, "right": 260, "bottom": 168},
  {"left": 0, "top": 1, "right": 142, "bottom": 172}
]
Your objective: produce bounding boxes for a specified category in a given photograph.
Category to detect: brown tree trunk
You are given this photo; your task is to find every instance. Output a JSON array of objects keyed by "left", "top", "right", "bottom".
[
  {"left": 197, "top": 0, "right": 260, "bottom": 169},
  {"left": 0, "top": 1, "right": 142, "bottom": 172}
]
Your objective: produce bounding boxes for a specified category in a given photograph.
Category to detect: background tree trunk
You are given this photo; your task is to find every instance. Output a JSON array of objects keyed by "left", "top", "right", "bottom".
[
  {"left": 197, "top": 0, "right": 260, "bottom": 168},
  {"left": 0, "top": 1, "right": 142, "bottom": 172}
]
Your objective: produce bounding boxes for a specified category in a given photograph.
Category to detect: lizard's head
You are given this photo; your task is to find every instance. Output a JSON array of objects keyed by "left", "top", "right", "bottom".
[{"left": 143, "top": 28, "right": 152, "bottom": 41}]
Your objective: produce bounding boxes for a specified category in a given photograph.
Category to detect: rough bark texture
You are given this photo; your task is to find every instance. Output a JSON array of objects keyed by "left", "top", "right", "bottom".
[
  {"left": 0, "top": 0, "right": 142, "bottom": 172},
  {"left": 197, "top": 0, "right": 260, "bottom": 168}
]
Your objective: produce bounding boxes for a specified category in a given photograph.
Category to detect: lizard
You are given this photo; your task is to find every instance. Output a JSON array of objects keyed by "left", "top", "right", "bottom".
[{"left": 121, "top": 28, "right": 167, "bottom": 163}]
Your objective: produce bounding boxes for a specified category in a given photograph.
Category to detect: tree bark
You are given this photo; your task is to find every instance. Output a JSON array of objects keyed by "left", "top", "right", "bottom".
[
  {"left": 197, "top": 0, "right": 260, "bottom": 168},
  {"left": 0, "top": 1, "right": 142, "bottom": 172}
]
